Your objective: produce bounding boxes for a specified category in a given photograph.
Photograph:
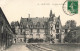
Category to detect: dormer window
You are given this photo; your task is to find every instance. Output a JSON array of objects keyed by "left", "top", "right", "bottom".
[
  {"left": 27, "top": 18, "right": 28, "bottom": 21},
  {"left": 43, "top": 25, "right": 44, "bottom": 28},
  {"left": 31, "top": 25, "right": 33, "bottom": 28},
  {"left": 29, "top": 25, "right": 30, "bottom": 28},
  {"left": 56, "top": 22, "right": 59, "bottom": 27},
  {"left": 37, "top": 22, "right": 40, "bottom": 27}
]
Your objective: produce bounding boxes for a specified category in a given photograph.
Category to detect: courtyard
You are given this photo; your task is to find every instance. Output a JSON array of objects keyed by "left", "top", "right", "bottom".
[
  {"left": 3, "top": 44, "right": 31, "bottom": 51},
  {"left": 2, "top": 43, "right": 80, "bottom": 51}
]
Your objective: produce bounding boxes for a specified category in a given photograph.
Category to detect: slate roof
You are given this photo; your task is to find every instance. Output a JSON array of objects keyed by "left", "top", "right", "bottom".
[
  {"left": 31, "top": 17, "right": 48, "bottom": 25},
  {"left": 20, "top": 17, "right": 49, "bottom": 28},
  {"left": 19, "top": 13, "right": 62, "bottom": 30}
]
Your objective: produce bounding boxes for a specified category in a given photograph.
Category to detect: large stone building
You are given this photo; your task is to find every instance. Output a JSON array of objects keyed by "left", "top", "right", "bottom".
[
  {"left": 0, "top": 7, "right": 14, "bottom": 50},
  {"left": 11, "top": 10, "right": 63, "bottom": 43}
]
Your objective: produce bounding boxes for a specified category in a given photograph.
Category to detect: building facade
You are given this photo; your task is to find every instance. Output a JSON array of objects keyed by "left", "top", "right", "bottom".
[
  {"left": 11, "top": 10, "right": 63, "bottom": 43},
  {"left": 0, "top": 7, "right": 14, "bottom": 50}
]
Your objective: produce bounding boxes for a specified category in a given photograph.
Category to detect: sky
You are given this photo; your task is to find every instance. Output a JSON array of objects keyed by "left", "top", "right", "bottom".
[{"left": 0, "top": 0, "right": 80, "bottom": 26}]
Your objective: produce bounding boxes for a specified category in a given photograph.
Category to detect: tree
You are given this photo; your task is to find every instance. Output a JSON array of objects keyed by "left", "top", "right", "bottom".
[
  {"left": 64, "top": 20, "right": 77, "bottom": 43},
  {"left": 11, "top": 22, "right": 15, "bottom": 34},
  {"left": 64, "top": 30, "right": 77, "bottom": 43},
  {"left": 65, "top": 20, "right": 76, "bottom": 30}
]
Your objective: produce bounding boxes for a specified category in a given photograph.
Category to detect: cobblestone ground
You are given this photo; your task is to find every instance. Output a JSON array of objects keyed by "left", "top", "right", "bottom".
[{"left": 3, "top": 44, "right": 31, "bottom": 51}]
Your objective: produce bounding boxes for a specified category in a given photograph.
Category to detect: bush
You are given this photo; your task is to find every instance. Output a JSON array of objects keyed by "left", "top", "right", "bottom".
[
  {"left": 64, "top": 30, "right": 77, "bottom": 43},
  {"left": 28, "top": 38, "right": 44, "bottom": 43}
]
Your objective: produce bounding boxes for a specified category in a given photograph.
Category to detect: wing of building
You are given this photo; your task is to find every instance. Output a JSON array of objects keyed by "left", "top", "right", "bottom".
[
  {"left": 0, "top": 7, "right": 14, "bottom": 50},
  {"left": 11, "top": 10, "right": 64, "bottom": 43}
]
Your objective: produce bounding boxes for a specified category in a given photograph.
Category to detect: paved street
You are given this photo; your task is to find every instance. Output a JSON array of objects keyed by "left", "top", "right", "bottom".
[{"left": 4, "top": 44, "right": 31, "bottom": 51}]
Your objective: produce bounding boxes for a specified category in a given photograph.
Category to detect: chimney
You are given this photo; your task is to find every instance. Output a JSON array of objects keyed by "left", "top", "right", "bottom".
[
  {"left": 28, "top": 14, "right": 30, "bottom": 18},
  {"left": 43, "top": 16, "right": 44, "bottom": 18}
]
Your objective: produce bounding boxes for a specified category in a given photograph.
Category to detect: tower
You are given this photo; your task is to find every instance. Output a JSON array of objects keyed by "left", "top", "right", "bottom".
[{"left": 48, "top": 10, "right": 57, "bottom": 43}]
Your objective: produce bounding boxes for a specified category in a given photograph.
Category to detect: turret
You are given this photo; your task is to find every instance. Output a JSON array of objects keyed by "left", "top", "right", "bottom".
[{"left": 49, "top": 10, "right": 52, "bottom": 17}]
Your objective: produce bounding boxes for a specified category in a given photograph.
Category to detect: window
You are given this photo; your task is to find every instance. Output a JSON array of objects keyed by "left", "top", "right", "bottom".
[
  {"left": 56, "top": 34, "right": 59, "bottom": 39},
  {"left": 37, "top": 29, "right": 40, "bottom": 33},
  {"left": 56, "top": 29, "right": 59, "bottom": 33},
  {"left": 31, "top": 25, "right": 33, "bottom": 28},
  {"left": 56, "top": 25, "right": 59, "bottom": 27},
  {"left": 14, "top": 39, "right": 16, "bottom": 43},
  {"left": 56, "top": 22, "right": 59, "bottom": 27},
  {"left": 27, "top": 18, "right": 28, "bottom": 21},
  {"left": 51, "top": 34, "right": 53, "bottom": 37},
  {"left": 43, "top": 25, "right": 44, "bottom": 28},
  {"left": 20, "top": 39, "right": 22, "bottom": 42},
  {"left": 37, "top": 22, "right": 40, "bottom": 27},
  {"left": 65, "top": 29, "right": 68, "bottom": 33},
  {"left": 29, "top": 25, "right": 30, "bottom": 28},
  {"left": 31, "top": 29, "right": 33, "bottom": 33},
  {"left": 36, "top": 25, "right": 37, "bottom": 28},
  {"left": 51, "top": 27, "right": 53, "bottom": 30}
]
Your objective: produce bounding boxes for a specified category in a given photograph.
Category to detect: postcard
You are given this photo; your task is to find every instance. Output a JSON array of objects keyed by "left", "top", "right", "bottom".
[{"left": 0, "top": 0, "right": 80, "bottom": 51}]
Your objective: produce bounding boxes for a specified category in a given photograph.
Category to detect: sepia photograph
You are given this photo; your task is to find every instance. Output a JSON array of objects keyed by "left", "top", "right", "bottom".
[{"left": 0, "top": 0, "right": 80, "bottom": 51}]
